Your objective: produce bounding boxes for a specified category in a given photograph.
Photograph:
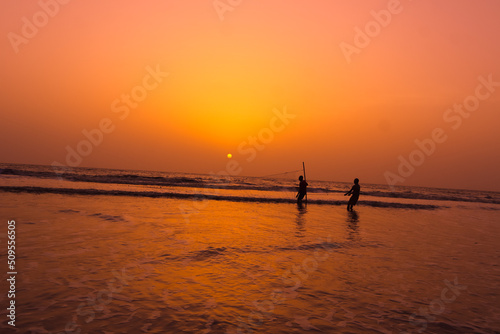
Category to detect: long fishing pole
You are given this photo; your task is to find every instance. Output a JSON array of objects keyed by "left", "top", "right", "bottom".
[{"left": 302, "top": 161, "right": 307, "bottom": 203}]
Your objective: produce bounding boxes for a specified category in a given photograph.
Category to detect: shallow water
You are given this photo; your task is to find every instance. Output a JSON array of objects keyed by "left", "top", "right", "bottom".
[{"left": 1, "top": 165, "right": 499, "bottom": 333}]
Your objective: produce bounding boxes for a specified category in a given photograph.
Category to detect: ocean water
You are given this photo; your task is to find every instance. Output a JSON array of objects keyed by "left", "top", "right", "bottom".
[{"left": 0, "top": 163, "right": 499, "bottom": 333}]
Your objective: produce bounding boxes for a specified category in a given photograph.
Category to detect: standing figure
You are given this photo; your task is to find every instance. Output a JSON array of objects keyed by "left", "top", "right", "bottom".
[
  {"left": 344, "top": 178, "right": 360, "bottom": 211},
  {"left": 296, "top": 175, "right": 308, "bottom": 203}
]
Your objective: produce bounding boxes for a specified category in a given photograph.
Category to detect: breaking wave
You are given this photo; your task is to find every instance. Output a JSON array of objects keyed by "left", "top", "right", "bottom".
[{"left": 0, "top": 186, "right": 440, "bottom": 209}]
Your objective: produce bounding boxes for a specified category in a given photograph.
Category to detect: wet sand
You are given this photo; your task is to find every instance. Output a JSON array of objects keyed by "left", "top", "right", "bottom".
[{"left": 1, "top": 192, "right": 499, "bottom": 333}]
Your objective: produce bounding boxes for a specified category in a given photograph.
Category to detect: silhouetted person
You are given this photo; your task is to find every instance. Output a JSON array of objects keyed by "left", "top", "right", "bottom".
[
  {"left": 344, "top": 178, "right": 360, "bottom": 211},
  {"left": 296, "top": 175, "right": 308, "bottom": 203}
]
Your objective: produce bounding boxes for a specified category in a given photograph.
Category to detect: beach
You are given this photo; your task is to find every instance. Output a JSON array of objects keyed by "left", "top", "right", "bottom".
[
  {"left": 3, "top": 1, "right": 500, "bottom": 332},
  {"left": 1, "top": 164, "right": 499, "bottom": 333}
]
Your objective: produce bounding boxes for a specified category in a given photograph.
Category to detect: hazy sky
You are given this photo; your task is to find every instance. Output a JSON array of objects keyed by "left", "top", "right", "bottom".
[{"left": 1, "top": 0, "right": 499, "bottom": 191}]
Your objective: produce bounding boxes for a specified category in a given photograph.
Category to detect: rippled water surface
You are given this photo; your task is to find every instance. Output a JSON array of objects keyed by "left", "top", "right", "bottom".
[{"left": 0, "top": 164, "right": 499, "bottom": 333}]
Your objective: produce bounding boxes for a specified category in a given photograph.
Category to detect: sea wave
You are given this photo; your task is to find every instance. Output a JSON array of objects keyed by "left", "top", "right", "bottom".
[
  {"left": 0, "top": 186, "right": 440, "bottom": 210},
  {"left": 362, "top": 190, "right": 500, "bottom": 205},
  {"left": 2, "top": 164, "right": 498, "bottom": 205},
  {"left": 160, "top": 242, "right": 352, "bottom": 262},
  {"left": 0, "top": 167, "right": 206, "bottom": 186}
]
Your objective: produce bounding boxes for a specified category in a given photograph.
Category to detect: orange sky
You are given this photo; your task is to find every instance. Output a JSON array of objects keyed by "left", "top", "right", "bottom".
[{"left": 1, "top": 0, "right": 499, "bottom": 191}]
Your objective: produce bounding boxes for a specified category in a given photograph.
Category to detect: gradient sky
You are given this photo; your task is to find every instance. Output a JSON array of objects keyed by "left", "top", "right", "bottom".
[{"left": 1, "top": 0, "right": 499, "bottom": 191}]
